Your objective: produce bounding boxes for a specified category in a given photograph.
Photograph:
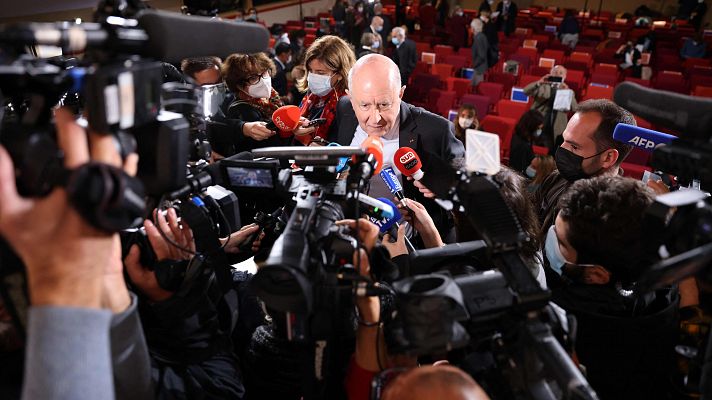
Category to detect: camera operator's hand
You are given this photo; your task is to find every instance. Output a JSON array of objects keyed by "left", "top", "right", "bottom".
[
  {"left": 408, "top": 177, "right": 436, "bottom": 198},
  {"left": 293, "top": 117, "right": 317, "bottom": 138},
  {"left": 647, "top": 179, "right": 669, "bottom": 196},
  {"left": 336, "top": 218, "right": 380, "bottom": 253},
  {"left": 0, "top": 108, "right": 129, "bottom": 308},
  {"left": 539, "top": 73, "right": 551, "bottom": 83},
  {"left": 382, "top": 224, "right": 407, "bottom": 258},
  {"left": 124, "top": 207, "right": 195, "bottom": 302},
  {"left": 243, "top": 121, "right": 276, "bottom": 141},
  {"left": 397, "top": 198, "right": 444, "bottom": 249},
  {"left": 220, "top": 223, "right": 262, "bottom": 254}
]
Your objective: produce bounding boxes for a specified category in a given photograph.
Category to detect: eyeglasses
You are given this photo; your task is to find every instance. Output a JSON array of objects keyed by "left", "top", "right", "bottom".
[{"left": 244, "top": 71, "right": 270, "bottom": 85}]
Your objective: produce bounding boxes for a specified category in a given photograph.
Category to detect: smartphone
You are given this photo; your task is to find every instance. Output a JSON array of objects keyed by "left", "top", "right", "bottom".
[
  {"left": 642, "top": 170, "right": 662, "bottom": 184},
  {"left": 547, "top": 76, "right": 563, "bottom": 83},
  {"left": 304, "top": 118, "right": 328, "bottom": 127}
]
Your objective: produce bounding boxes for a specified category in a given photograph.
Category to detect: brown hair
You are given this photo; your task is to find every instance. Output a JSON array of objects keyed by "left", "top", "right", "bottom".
[
  {"left": 180, "top": 56, "right": 222, "bottom": 80},
  {"left": 575, "top": 99, "right": 636, "bottom": 166},
  {"left": 297, "top": 35, "right": 356, "bottom": 93},
  {"left": 222, "top": 52, "right": 276, "bottom": 93},
  {"left": 532, "top": 155, "right": 556, "bottom": 185}
]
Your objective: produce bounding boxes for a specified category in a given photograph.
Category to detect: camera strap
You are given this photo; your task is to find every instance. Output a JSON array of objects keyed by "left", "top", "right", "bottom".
[{"left": 179, "top": 200, "right": 234, "bottom": 295}]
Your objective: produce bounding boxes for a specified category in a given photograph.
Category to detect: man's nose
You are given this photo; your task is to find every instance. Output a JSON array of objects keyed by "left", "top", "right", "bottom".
[{"left": 371, "top": 106, "right": 382, "bottom": 123}]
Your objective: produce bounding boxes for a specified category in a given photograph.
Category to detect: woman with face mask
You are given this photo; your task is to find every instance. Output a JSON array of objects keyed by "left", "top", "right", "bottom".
[
  {"left": 453, "top": 104, "right": 479, "bottom": 144},
  {"left": 346, "top": 1, "right": 368, "bottom": 48},
  {"left": 294, "top": 35, "right": 356, "bottom": 145},
  {"left": 221, "top": 52, "right": 287, "bottom": 155},
  {"left": 509, "top": 109, "right": 545, "bottom": 175},
  {"left": 358, "top": 32, "right": 380, "bottom": 58}
]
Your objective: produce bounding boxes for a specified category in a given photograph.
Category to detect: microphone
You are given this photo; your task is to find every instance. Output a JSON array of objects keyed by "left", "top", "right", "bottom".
[
  {"left": 369, "top": 197, "right": 402, "bottom": 234},
  {"left": 356, "top": 193, "right": 394, "bottom": 220},
  {"left": 350, "top": 136, "right": 384, "bottom": 181},
  {"left": 613, "top": 81, "right": 712, "bottom": 141},
  {"left": 362, "top": 136, "right": 384, "bottom": 175},
  {"left": 380, "top": 166, "right": 406, "bottom": 204},
  {"left": 394, "top": 147, "right": 424, "bottom": 180},
  {"left": 266, "top": 105, "right": 302, "bottom": 138},
  {"left": 0, "top": 10, "right": 270, "bottom": 64},
  {"left": 613, "top": 123, "right": 677, "bottom": 153},
  {"left": 167, "top": 151, "right": 253, "bottom": 199}
]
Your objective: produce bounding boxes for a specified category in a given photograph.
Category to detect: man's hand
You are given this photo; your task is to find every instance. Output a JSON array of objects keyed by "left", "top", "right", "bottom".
[
  {"left": 243, "top": 121, "right": 276, "bottom": 141},
  {"left": 382, "top": 224, "right": 408, "bottom": 258},
  {"left": 409, "top": 177, "right": 436, "bottom": 198},
  {"left": 0, "top": 108, "right": 130, "bottom": 308},
  {"left": 336, "top": 218, "right": 380, "bottom": 252},
  {"left": 220, "top": 223, "right": 262, "bottom": 254},
  {"left": 647, "top": 179, "right": 670, "bottom": 196},
  {"left": 124, "top": 207, "right": 195, "bottom": 303}
]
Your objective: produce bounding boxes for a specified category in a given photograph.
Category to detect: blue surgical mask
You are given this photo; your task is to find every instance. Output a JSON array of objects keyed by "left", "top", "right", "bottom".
[
  {"left": 526, "top": 166, "right": 536, "bottom": 178},
  {"left": 376, "top": 26, "right": 383, "bottom": 32},
  {"left": 534, "top": 128, "right": 542, "bottom": 137},
  {"left": 545, "top": 225, "right": 568, "bottom": 275},
  {"left": 392, "top": 37, "right": 400, "bottom": 45},
  {"left": 372, "top": 40, "right": 381, "bottom": 49},
  {"left": 307, "top": 72, "right": 333, "bottom": 97}
]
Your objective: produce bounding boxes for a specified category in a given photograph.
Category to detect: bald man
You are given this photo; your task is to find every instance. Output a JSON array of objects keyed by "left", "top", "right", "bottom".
[
  {"left": 383, "top": 366, "right": 490, "bottom": 400},
  {"left": 333, "top": 54, "right": 465, "bottom": 241},
  {"left": 523, "top": 65, "right": 578, "bottom": 149}
]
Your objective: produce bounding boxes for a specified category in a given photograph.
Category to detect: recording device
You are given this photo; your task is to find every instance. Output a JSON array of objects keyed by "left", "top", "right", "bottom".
[
  {"left": 546, "top": 75, "right": 563, "bottom": 83},
  {"left": 303, "top": 118, "right": 327, "bottom": 127},
  {"left": 613, "top": 82, "right": 712, "bottom": 398},
  {"left": 382, "top": 148, "right": 599, "bottom": 399}
]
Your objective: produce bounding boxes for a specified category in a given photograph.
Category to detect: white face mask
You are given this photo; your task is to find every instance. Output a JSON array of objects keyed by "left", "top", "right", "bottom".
[
  {"left": 526, "top": 166, "right": 536, "bottom": 178},
  {"left": 308, "top": 73, "right": 333, "bottom": 97},
  {"left": 458, "top": 117, "right": 474, "bottom": 129},
  {"left": 247, "top": 75, "right": 272, "bottom": 99},
  {"left": 372, "top": 40, "right": 381, "bottom": 49},
  {"left": 534, "top": 128, "right": 542, "bottom": 137}
]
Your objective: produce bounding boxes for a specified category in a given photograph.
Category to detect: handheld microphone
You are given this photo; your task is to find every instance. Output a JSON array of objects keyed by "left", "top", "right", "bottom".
[
  {"left": 369, "top": 197, "right": 402, "bottom": 234},
  {"left": 326, "top": 142, "right": 350, "bottom": 172},
  {"left": 613, "top": 123, "right": 677, "bottom": 153},
  {"left": 379, "top": 166, "right": 406, "bottom": 203},
  {"left": 266, "top": 105, "right": 302, "bottom": 138},
  {"left": 394, "top": 147, "right": 424, "bottom": 180},
  {"left": 362, "top": 135, "right": 384, "bottom": 175},
  {"left": 356, "top": 193, "right": 394, "bottom": 220}
]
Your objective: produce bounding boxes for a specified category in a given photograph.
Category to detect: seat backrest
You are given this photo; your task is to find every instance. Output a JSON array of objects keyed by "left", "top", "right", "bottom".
[
  {"left": 542, "top": 49, "right": 565, "bottom": 64},
  {"left": 446, "top": 77, "right": 472, "bottom": 99},
  {"left": 477, "top": 82, "right": 505, "bottom": 105},
  {"left": 487, "top": 72, "right": 516, "bottom": 92},
  {"left": 435, "top": 90, "right": 457, "bottom": 116},
  {"left": 480, "top": 115, "right": 517, "bottom": 157},
  {"left": 693, "top": 85, "right": 712, "bottom": 98},
  {"left": 566, "top": 69, "right": 586, "bottom": 85},
  {"left": 496, "top": 99, "right": 530, "bottom": 120},
  {"left": 583, "top": 85, "right": 614, "bottom": 101},
  {"left": 431, "top": 63, "right": 454, "bottom": 80},
  {"left": 445, "top": 55, "right": 469, "bottom": 70},
  {"left": 461, "top": 94, "right": 492, "bottom": 120},
  {"left": 590, "top": 72, "right": 618, "bottom": 86}
]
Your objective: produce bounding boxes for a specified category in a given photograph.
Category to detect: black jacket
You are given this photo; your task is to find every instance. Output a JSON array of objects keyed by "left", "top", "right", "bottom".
[
  {"left": 508, "top": 134, "right": 534, "bottom": 174},
  {"left": 333, "top": 97, "right": 465, "bottom": 239},
  {"left": 496, "top": 1, "right": 518, "bottom": 35},
  {"left": 272, "top": 59, "right": 288, "bottom": 97},
  {"left": 391, "top": 38, "right": 417, "bottom": 85}
]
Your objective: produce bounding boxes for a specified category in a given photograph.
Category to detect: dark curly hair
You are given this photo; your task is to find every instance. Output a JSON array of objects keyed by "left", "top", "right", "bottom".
[
  {"left": 557, "top": 176, "right": 654, "bottom": 283},
  {"left": 514, "top": 109, "right": 544, "bottom": 142}
]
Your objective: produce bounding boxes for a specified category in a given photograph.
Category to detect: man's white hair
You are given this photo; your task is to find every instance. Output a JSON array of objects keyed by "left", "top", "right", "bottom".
[
  {"left": 470, "top": 18, "right": 483, "bottom": 33},
  {"left": 347, "top": 54, "right": 401, "bottom": 92},
  {"left": 392, "top": 26, "right": 406, "bottom": 38}
]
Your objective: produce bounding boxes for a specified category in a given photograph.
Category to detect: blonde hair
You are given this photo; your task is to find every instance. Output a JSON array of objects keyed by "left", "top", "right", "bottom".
[
  {"left": 222, "top": 52, "right": 276, "bottom": 92},
  {"left": 297, "top": 35, "right": 356, "bottom": 93}
]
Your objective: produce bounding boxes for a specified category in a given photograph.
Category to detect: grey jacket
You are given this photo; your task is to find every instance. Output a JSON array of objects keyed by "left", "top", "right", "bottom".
[{"left": 472, "top": 32, "right": 489, "bottom": 74}]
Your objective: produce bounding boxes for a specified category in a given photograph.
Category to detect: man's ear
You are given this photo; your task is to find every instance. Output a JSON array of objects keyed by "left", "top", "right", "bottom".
[
  {"left": 346, "top": 88, "right": 350, "bottom": 96},
  {"left": 602, "top": 148, "right": 619, "bottom": 169},
  {"left": 399, "top": 85, "right": 406, "bottom": 99}
]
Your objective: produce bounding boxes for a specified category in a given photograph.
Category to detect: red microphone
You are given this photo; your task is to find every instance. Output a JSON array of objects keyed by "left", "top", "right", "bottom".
[
  {"left": 269, "top": 105, "right": 301, "bottom": 138},
  {"left": 353, "top": 135, "right": 384, "bottom": 176},
  {"left": 394, "top": 147, "right": 424, "bottom": 180}
]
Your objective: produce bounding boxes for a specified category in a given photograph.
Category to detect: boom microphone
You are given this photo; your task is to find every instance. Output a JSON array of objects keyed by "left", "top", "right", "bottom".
[
  {"left": 613, "top": 82, "right": 712, "bottom": 141},
  {"left": 0, "top": 10, "right": 270, "bottom": 64},
  {"left": 613, "top": 123, "right": 677, "bottom": 153}
]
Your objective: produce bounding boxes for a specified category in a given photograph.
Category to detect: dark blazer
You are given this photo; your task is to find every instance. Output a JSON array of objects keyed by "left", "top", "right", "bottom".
[
  {"left": 272, "top": 59, "right": 288, "bottom": 97},
  {"left": 392, "top": 38, "right": 417, "bottom": 86},
  {"left": 333, "top": 97, "right": 465, "bottom": 240},
  {"left": 496, "top": 1, "right": 518, "bottom": 35}
]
